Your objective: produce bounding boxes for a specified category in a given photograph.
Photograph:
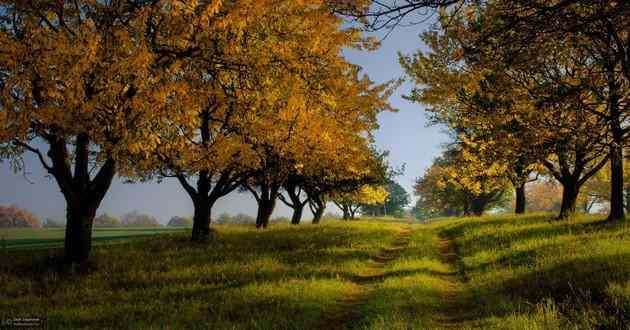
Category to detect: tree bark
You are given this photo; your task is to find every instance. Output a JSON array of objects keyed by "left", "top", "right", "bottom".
[
  {"left": 558, "top": 180, "right": 579, "bottom": 219},
  {"left": 514, "top": 183, "right": 526, "bottom": 214}
]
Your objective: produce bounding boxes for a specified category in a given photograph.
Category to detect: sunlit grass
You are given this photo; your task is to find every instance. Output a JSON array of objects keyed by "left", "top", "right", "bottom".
[
  {"left": 2, "top": 214, "right": 630, "bottom": 329},
  {"left": 0, "top": 220, "right": 406, "bottom": 329}
]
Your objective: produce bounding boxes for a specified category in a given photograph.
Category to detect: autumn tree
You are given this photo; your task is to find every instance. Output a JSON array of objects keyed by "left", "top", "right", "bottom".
[
  {"left": 456, "top": 0, "right": 630, "bottom": 221},
  {"left": 402, "top": 11, "right": 613, "bottom": 219},
  {"left": 332, "top": 184, "right": 389, "bottom": 220},
  {"left": 0, "top": 1, "right": 203, "bottom": 262},
  {"left": 414, "top": 145, "right": 509, "bottom": 217},
  {"left": 0, "top": 204, "right": 41, "bottom": 228},
  {"left": 362, "top": 180, "right": 410, "bottom": 218}
]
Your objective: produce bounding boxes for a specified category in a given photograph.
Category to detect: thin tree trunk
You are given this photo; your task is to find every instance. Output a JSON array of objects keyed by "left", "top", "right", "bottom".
[
  {"left": 255, "top": 185, "right": 278, "bottom": 229},
  {"left": 515, "top": 183, "right": 526, "bottom": 214},
  {"left": 256, "top": 198, "right": 276, "bottom": 228},
  {"left": 607, "top": 58, "right": 625, "bottom": 222},
  {"left": 608, "top": 130, "right": 625, "bottom": 221},
  {"left": 310, "top": 198, "right": 325, "bottom": 224},
  {"left": 291, "top": 204, "right": 304, "bottom": 225}
]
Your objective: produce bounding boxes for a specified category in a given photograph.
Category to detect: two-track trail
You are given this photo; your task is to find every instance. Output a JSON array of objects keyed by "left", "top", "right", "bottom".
[
  {"left": 320, "top": 225, "right": 414, "bottom": 330},
  {"left": 431, "top": 233, "right": 476, "bottom": 329}
]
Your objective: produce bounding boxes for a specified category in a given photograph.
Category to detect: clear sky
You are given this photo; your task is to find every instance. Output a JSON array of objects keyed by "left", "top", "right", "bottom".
[{"left": 0, "top": 22, "right": 448, "bottom": 224}]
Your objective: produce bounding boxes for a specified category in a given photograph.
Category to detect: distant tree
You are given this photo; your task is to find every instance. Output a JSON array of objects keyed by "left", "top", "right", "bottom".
[
  {"left": 0, "top": 205, "right": 41, "bottom": 228},
  {"left": 362, "top": 181, "right": 410, "bottom": 218},
  {"left": 332, "top": 185, "right": 389, "bottom": 220},
  {"left": 94, "top": 213, "right": 121, "bottom": 228},
  {"left": 121, "top": 211, "right": 161, "bottom": 227},
  {"left": 526, "top": 181, "right": 563, "bottom": 213},
  {"left": 167, "top": 216, "right": 193, "bottom": 227},
  {"left": 43, "top": 218, "right": 65, "bottom": 228}
]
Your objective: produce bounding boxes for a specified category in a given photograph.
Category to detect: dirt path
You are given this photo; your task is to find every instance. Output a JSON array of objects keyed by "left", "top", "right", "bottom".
[
  {"left": 320, "top": 226, "right": 414, "bottom": 330},
  {"left": 432, "top": 234, "right": 475, "bottom": 329}
]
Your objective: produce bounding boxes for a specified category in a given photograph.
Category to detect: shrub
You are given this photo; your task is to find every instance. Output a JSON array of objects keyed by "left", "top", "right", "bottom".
[
  {"left": 0, "top": 204, "right": 41, "bottom": 228},
  {"left": 232, "top": 213, "right": 255, "bottom": 224},
  {"left": 271, "top": 216, "right": 290, "bottom": 223},
  {"left": 167, "top": 216, "right": 193, "bottom": 227},
  {"left": 214, "top": 213, "right": 233, "bottom": 224},
  {"left": 43, "top": 218, "right": 65, "bottom": 228},
  {"left": 121, "top": 211, "right": 161, "bottom": 227},
  {"left": 94, "top": 213, "right": 121, "bottom": 227}
]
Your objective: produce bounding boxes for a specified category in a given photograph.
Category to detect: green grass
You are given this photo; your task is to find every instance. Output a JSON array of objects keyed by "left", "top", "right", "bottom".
[
  {"left": 0, "top": 227, "right": 189, "bottom": 250},
  {"left": 2, "top": 214, "right": 630, "bottom": 329},
  {"left": 0, "top": 220, "right": 407, "bottom": 329}
]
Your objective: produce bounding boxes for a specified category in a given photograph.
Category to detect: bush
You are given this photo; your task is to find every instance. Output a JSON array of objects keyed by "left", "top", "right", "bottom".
[
  {"left": 43, "top": 218, "right": 65, "bottom": 228},
  {"left": 214, "top": 213, "right": 233, "bottom": 224},
  {"left": 271, "top": 216, "right": 290, "bottom": 223},
  {"left": 0, "top": 204, "right": 41, "bottom": 228},
  {"left": 214, "top": 213, "right": 255, "bottom": 224},
  {"left": 232, "top": 213, "right": 255, "bottom": 224},
  {"left": 94, "top": 213, "right": 121, "bottom": 227},
  {"left": 167, "top": 216, "right": 192, "bottom": 227},
  {"left": 121, "top": 211, "right": 161, "bottom": 227}
]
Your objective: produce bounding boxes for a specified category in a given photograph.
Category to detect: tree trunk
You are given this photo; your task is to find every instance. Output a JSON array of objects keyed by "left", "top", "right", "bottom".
[
  {"left": 342, "top": 206, "right": 350, "bottom": 220},
  {"left": 515, "top": 183, "right": 526, "bottom": 214},
  {"left": 608, "top": 130, "right": 625, "bottom": 221},
  {"left": 607, "top": 58, "right": 625, "bottom": 222},
  {"left": 191, "top": 198, "right": 212, "bottom": 242},
  {"left": 256, "top": 198, "right": 276, "bottom": 228},
  {"left": 64, "top": 204, "right": 97, "bottom": 264},
  {"left": 470, "top": 198, "right": 486, "bottom": 216},
  {"left": 46, "top": 135, "right": 116, "bottom": 264},
  {"left": 311, "top": 198, "right": 325, "bottom": 224},
  {"left": 291, "top": 204, "right": 304, "bottom": 225},
  {"left": 558, "top": 180, "right": 579, "bottom": 219},
  {"left": 349, "top": 207, "right": 356, "bottom": 219}
]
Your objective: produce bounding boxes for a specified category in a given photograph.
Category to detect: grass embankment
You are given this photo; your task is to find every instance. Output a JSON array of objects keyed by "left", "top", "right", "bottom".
[
  {"left": 0, "top": 221, "right": 408, "bottom": 329},
  {"left": 2, "top": 215, "right": 630, "bottom": 329}
]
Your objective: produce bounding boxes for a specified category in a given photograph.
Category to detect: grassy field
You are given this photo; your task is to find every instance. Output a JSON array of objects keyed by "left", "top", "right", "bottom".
[
  {"left": 0, "top": 227, "right": 189, "bottom": 250},
  {"left": 1, "top": 215, "right": 630, "bottom": 329}
]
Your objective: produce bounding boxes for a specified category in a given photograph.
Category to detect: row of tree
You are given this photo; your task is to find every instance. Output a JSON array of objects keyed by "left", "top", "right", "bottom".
[
  {"left": 402, "top": 1, "right": 630, "bottom": 220},
  {"left": 0, "top": 1, "right": 396, "bottom": 263}
]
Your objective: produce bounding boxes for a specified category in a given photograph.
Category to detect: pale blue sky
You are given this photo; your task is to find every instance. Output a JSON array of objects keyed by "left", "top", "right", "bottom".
[{"left": 0, "top": 23, "right": 448, "bottom": 223}]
